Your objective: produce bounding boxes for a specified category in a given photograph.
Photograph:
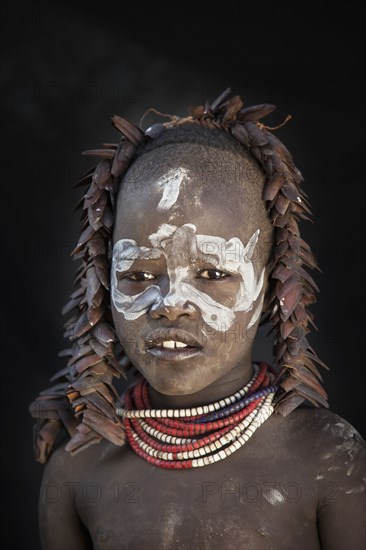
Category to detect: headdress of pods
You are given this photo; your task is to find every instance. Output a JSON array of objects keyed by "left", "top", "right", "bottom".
[{"left": 29, "top": 88, "right": 329, "bottom": 463}]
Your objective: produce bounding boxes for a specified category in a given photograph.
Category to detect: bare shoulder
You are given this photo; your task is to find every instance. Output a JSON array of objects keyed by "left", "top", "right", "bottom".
[
  {"left": 279, "top": 410, "right": 366, "bottom": 549},
  {"left": 290, "top": 406, "right": 365, "bottom": 456},
  {"left": 302, "top": 407, "right": 366, "bottom": 484},
  {"left": 269, "top": 405, "right": 365, "bottom": 446},
  {"left": 272, "top": 406, "right": 366, "bottom": 495},
  {"left": 311, "top": 407, "right": 366, "bottom": 449},
  {"left": 41, "top": 435, "right": 122, "bottom": 486},
  {"left": 38, "top": 437, "right": 123, "bottom": 550},
  {"left": 284, "top": 406, "right": 363, "bottom": 448}
]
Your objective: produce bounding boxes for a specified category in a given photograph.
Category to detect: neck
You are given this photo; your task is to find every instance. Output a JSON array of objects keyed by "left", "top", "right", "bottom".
[{"left": 148, "top": 357, "right": 254, "bottom": 409}]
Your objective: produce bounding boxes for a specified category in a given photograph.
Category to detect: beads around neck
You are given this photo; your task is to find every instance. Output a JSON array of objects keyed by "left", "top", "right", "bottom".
[{"left": 116, "top": 362, "right": 278, "bottom": 469}]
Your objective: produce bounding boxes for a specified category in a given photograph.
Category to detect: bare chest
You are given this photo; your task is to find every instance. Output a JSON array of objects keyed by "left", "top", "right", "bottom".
[{"left": 75, "top": 444, "right": 324, "bottom": 550}]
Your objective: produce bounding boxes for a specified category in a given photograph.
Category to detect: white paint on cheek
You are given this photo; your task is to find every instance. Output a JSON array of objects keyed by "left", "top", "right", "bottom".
[
  {"left": 247, "top": 293, "right": 265, "bottom": 329},
  {"left": 235, "top": 230, "right": 265, "bottom": 311},
  {"left": 111, "top": 238, "right": 163, "bottom": 320},
  {"left": 111, "top": 240, "right": 139, "bottom": 312},
  {"left": 155, "top": 167, "right": 190, "bottom": 211},
  {"left": 112, "top": 285, "right": 162, "bottom": 320},
  {"left": 184, "top": 281, "right": 236, "bottom": 327},
  {"left": 196, "top": 229, "right": 265, "bottom": 328}
]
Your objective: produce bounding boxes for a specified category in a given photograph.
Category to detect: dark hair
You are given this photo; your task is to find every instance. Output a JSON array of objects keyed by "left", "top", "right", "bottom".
[{"left": 29, "top": 89, "right": 329, "bottom": 463}]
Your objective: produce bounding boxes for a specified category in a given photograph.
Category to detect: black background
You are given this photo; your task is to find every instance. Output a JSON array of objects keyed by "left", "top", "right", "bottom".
[{"left": 1, "top": 1, "right": 365, "bottom": 548}]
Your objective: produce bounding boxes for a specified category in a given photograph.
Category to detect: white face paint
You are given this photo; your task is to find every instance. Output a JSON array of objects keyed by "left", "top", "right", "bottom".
[
  {"left": 155, "top": 167, "right": 190, "bottom": 211},
  {"left": 111, "top": 224, "right": 265, "bottom": 331}
]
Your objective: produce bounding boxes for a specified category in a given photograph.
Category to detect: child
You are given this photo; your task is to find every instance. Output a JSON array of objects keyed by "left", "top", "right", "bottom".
[{"left": 30, "top": 89, "right": 366, "bottom": 549}]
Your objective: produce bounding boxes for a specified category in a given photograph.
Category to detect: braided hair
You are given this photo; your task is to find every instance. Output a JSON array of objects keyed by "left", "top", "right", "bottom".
[{"left": 29, "top": 88, "right": 329, "bottom": 463}]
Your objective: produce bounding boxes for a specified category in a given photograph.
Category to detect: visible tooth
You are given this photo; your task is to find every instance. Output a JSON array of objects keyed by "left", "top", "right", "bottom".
[
  {"left": 160, "top": 340, "right": 188, "bottom": 349},
  {"left": 162, "top": 340, "right": 176, "bottom": 349},
  {"left": 175, "top": 341, "right": 188, "bottom": 348}
]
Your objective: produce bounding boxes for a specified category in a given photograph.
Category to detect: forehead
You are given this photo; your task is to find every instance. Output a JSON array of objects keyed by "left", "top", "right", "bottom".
[{"left": 113, "top": 143, "right": 269, "bottom": 248}]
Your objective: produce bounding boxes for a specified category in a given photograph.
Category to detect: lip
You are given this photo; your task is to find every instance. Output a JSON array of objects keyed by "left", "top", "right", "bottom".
[
  {"left": 147, "top": 346, "right": 204, "bottom": 361},
  {"left": 144, "top": 328, "right": 204, "bottom": 361},
  {"left": 145, "top": 328, "right": 203, "bottom": 349}
]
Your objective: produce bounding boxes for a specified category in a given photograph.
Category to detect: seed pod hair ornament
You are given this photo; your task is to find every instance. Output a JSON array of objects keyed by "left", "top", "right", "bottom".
[{"left": 29, "top": 88, "right": 329, "bottom": 463}]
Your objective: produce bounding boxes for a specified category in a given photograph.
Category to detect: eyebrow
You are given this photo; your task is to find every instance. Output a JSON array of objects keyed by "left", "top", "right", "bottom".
[
  {"left": 116, "top": 246, "right": 162, "bottom": 262},
  {"left": 119, "top": 257, "right": 163, "bottom": 266},
  {"left": 116, "top": 245, "right": 236, "bottom": 266}
]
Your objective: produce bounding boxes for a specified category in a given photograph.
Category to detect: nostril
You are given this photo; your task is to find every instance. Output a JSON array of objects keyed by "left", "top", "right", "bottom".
[
  {"left": 182, "top": 301, "right": 196, "bottom": 314},
  {"left": 149, "top": 299, "right": 197, "bottom": 320}
]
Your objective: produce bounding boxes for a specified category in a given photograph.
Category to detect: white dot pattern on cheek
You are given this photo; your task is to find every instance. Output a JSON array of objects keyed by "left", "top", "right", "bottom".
[{"left": 111, "top": 224, "right": 265, "bottom": 330}]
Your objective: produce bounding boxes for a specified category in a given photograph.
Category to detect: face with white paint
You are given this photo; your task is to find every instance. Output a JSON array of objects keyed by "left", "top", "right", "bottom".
[{"left": 111, "top": 140, "right": 273, "bottom": 407}]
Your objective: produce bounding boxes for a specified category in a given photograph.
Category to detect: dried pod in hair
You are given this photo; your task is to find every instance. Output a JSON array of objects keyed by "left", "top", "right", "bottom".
[
  {"left": 231, "top": 123, "right": 250, "bottom": 147},
  {"left": 263, "top": 175, "right": 285, "bottom": 202},
  {"left": 245, "top": 122, "right": 269, "bottom": 147},
  {"left": 111, "top": 115, "right": 144, "bottom": 147},
  {"left": 238, "top": 103, "right": 276, "bottom": 122},
  {"left": 92, "top": 159, "right": 112, "bottom": 188},
  {"left": 208, "top": 87, "right": 232, "bottom": 113},
  {"left": 82, "top": 148, "right": 116, "bottom": 159},
  {"left": 111, "top": 141, "right": 137, "bottom": 177}
]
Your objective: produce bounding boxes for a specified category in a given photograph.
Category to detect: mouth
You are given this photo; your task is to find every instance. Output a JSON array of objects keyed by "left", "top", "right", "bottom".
[{"left": 144, "top": 329, "right": 203, "bottom": 361}]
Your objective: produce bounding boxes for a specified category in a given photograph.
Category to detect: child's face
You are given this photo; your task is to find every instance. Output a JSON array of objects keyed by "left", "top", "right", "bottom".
[{"left": 111, "top": 144, "right": 271, "bottom": 396}]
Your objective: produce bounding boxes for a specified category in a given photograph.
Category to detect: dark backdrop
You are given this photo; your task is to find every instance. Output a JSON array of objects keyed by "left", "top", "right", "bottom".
[{"left": 1, "top": 1, "right": 365, "bottom": 548}]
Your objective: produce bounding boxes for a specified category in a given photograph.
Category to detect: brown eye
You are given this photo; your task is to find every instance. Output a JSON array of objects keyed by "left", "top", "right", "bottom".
[
  {"left": 197, "top": 269, "right": 229, "bottom": 280},
  {"left": 123, "top": 271, "right": 156, "bottom": 282}
]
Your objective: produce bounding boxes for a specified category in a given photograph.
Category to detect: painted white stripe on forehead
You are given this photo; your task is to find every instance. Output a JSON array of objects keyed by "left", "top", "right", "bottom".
[{"left": 155, "top": 167, "right": 191, "bottom": 211}]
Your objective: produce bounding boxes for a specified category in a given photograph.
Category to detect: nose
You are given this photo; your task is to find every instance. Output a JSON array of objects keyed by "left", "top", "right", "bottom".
[{"left": 149, "top": 295, "right": 197, "bottom": 321}]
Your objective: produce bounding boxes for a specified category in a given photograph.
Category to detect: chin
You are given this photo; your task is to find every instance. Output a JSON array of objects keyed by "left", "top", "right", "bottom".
[{"left": 147, "top": 375, "right": 205, "bottom": 397}]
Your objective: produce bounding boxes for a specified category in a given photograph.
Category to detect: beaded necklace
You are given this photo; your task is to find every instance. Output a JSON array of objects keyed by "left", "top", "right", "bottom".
[{"left": 116, "top": 362, "right": 278, "bottom": 469}]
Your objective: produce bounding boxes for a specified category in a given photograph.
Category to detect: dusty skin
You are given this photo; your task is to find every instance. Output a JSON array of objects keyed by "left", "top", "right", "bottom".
[
  {"left": 39, "top": 135, "right": 366, "bottom": 549},
  {"left": 39, "top": 407, "right": 366, "bottom": 550}
]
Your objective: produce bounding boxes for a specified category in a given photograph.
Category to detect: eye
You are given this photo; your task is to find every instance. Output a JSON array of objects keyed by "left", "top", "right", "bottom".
[
  {"left": 120, "top": 271, "right": 156, "bottom": 282},
  {"left": 197, "top": 268, "right": 229, "bottom": 280}
]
